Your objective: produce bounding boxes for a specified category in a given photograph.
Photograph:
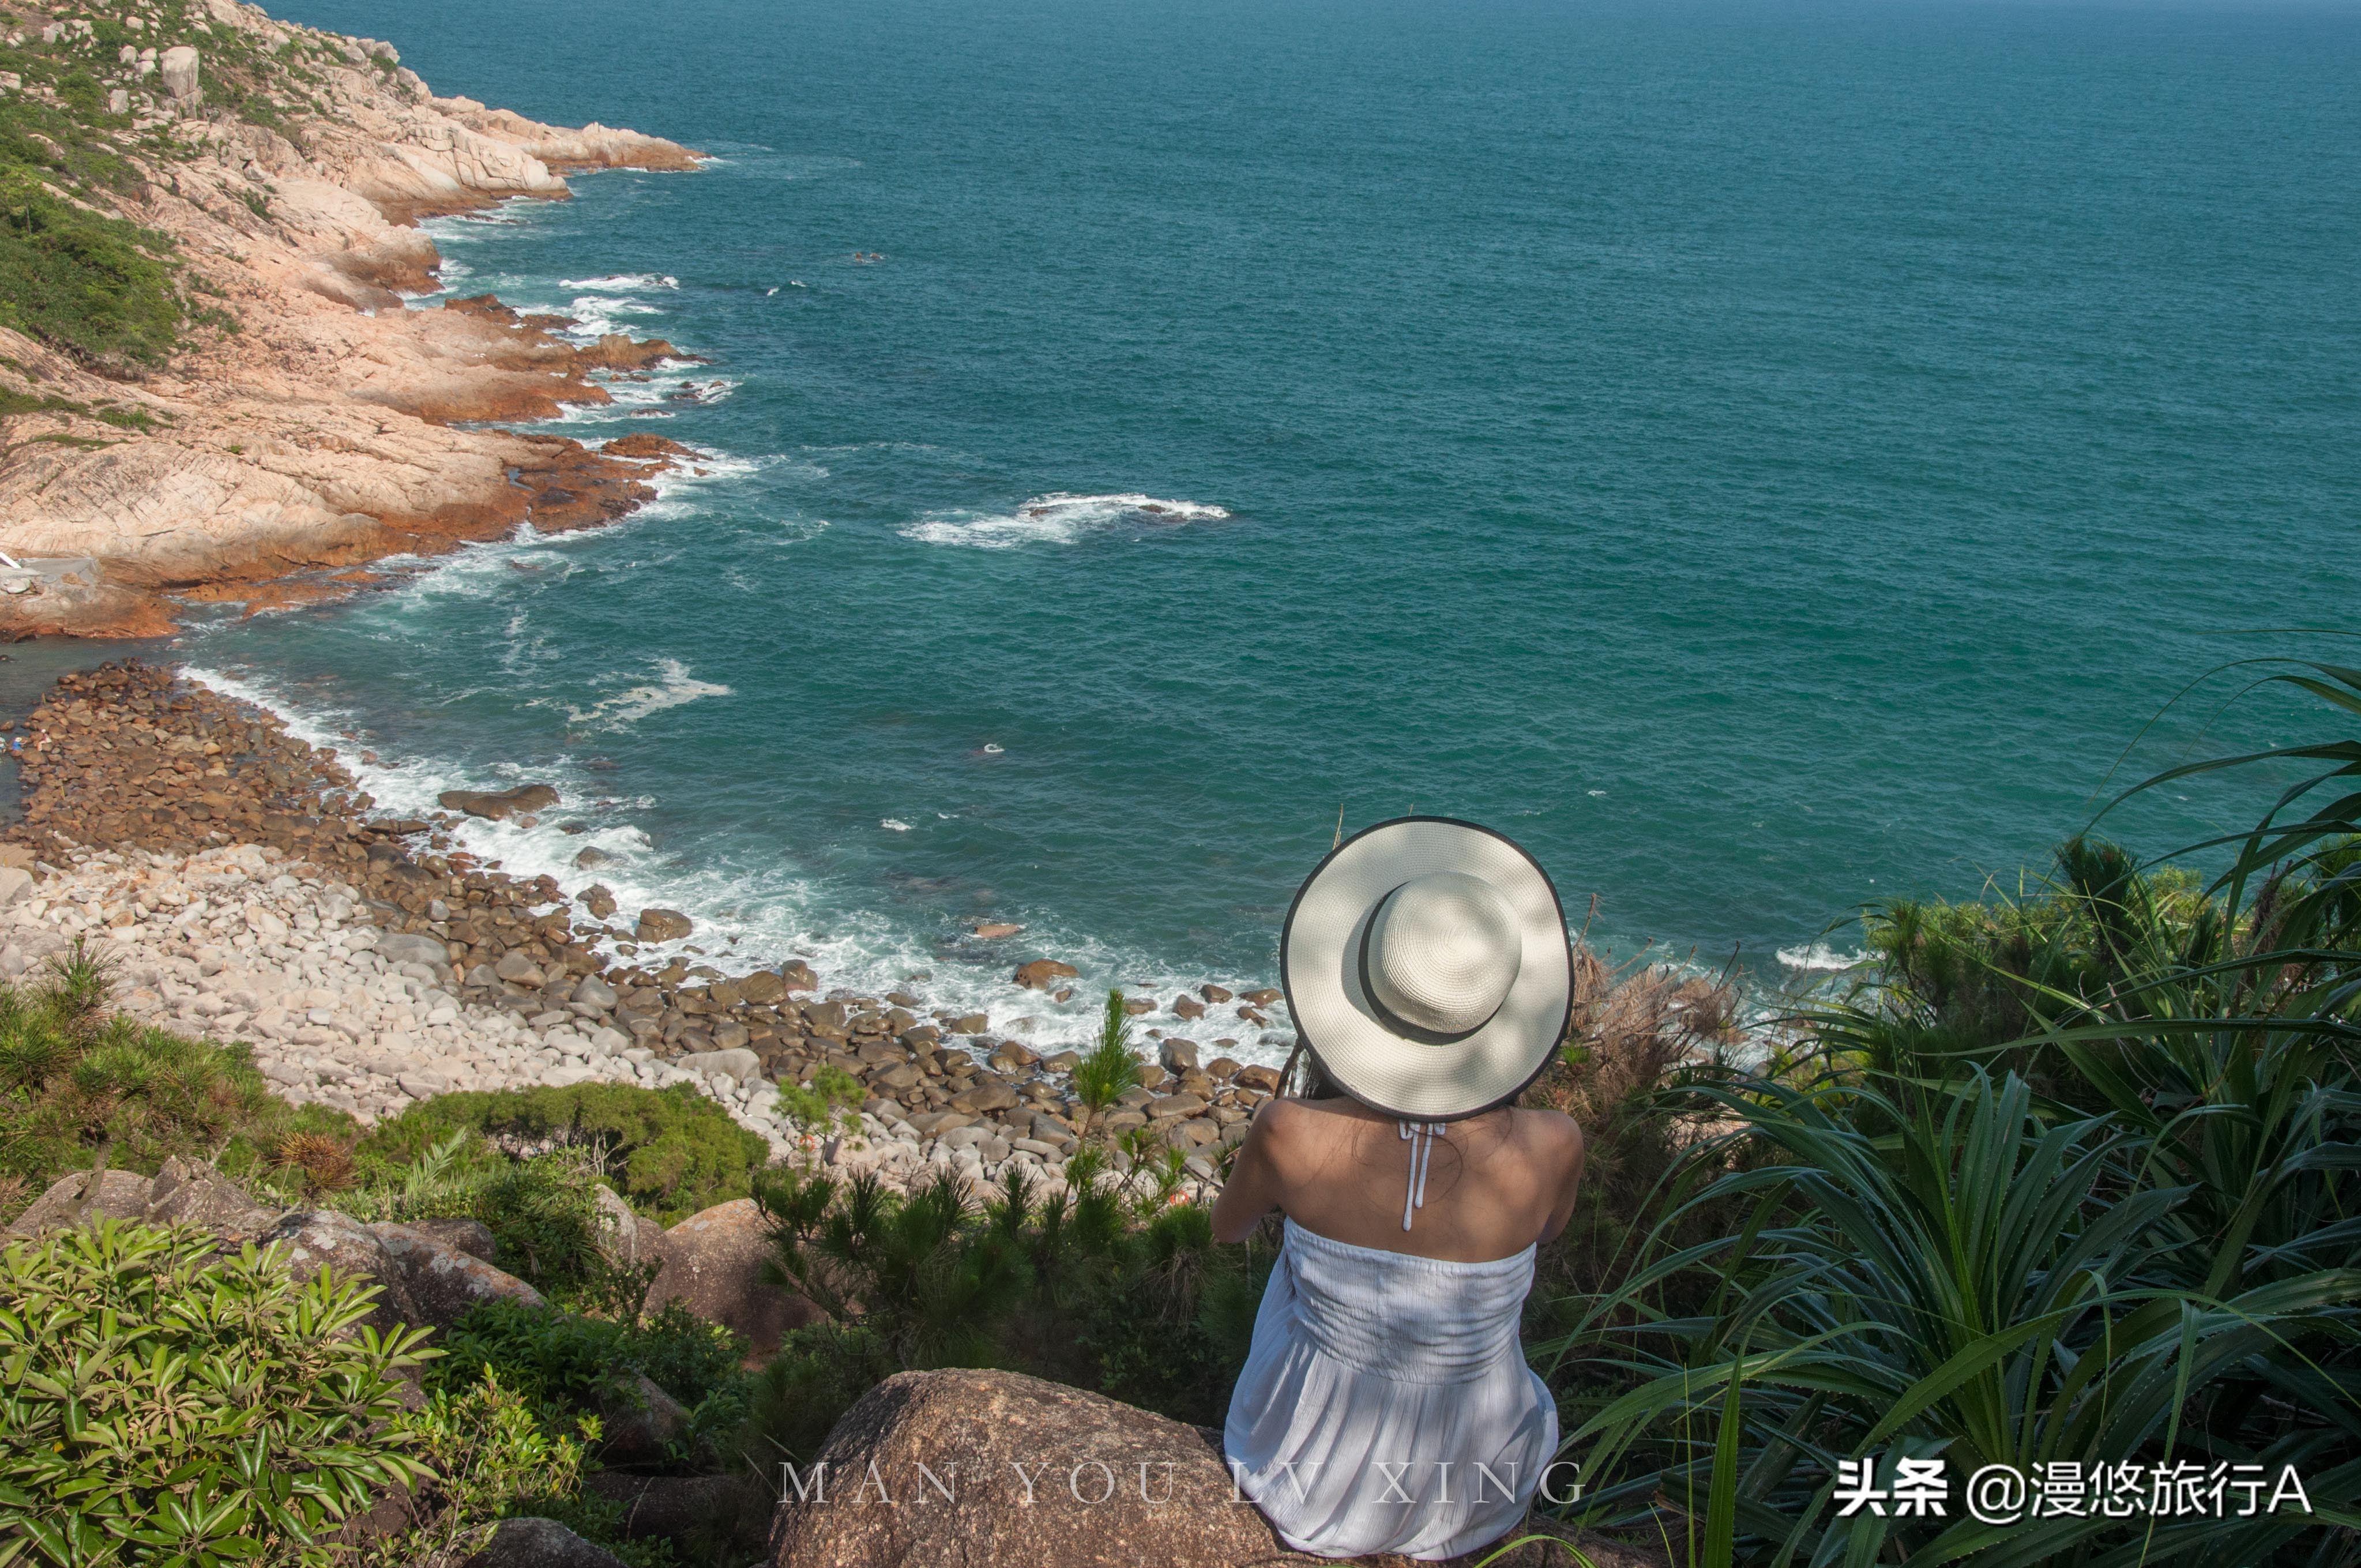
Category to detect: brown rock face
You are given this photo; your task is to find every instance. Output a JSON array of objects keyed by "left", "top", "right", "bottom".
[
  {"left": 767, "top": 1368, "right": 1648, "bottom": 1568},
  {"left": 1013, "top": 958, "right": 1080, "bottom": 990},
  {"left": 461, "top": 1517, "right": 630, "bottom": 1568},
  {"left": 767, "top": 1368, "right": 1316, "bottom": 1568},
  {"left": 268, "top": 1210, "right": 420, "bottom": 1337},
  {"left": 645, "top": 1198, "right": 821, "bottom": 1360},
  {"left": 595, "top": 1184, "right": 671, "bottom": 1276},
  {"left": 588, "top": 1472, "right": 770, "bottom": 1552},
  {"left": 407, "top": 1216, "right": 500, "bottom": 1263}
]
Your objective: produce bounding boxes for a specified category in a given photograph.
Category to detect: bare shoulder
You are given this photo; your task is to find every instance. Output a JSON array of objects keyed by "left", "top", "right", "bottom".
[{"left": 1506, "top": 1106, "right": 1584, "bottom": 1165}]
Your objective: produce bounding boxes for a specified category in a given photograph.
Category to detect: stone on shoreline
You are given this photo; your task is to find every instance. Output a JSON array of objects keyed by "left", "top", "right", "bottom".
[
  {"left": 1012, "top": 958, "right": 1078, "bottom": 990},
  {"left": 636, "top": 908, "right": 694, "bottom": 943},
  {"left": 3, "top": 663, "right": 1280, "bottom": 1221},
  {"left": 439, "top": 785, "right": 561, "bottom": 822}
]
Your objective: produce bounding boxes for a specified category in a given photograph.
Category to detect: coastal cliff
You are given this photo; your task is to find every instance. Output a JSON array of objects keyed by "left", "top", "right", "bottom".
[{"left": 0, "top": 0, "right": 700, "bottom": 636}]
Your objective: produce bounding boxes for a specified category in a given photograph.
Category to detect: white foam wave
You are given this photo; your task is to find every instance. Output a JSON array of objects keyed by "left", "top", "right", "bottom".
[
  {"left": 562, "top": 659, "right": 732, "bottom": 730},
  {"left": 1777, "top": 943, "right": 1869, "bottom": 973},
  {"left": 559, "top": 274, "right": 679, "bottom": 291},
  {"left": 881, "top": 819, "right": 912, "bottom": 833},
  {"left": 900, "top": 492, "right": 1230, "bottom": 550},
  {"left": 173, "top": 661, "right": 1296, "bottom": 1065}
]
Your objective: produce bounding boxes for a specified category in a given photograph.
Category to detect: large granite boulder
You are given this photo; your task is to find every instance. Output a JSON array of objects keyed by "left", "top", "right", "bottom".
[
  {"left": 439, "top": 784, "right": 560, "bottom": 822},
  {"left": 592, "top": 1371, "right": 689, "bottom": 1467},
  {"left": 767, "top": 1369, "right": 1309, "bottom": 1567},
  {"left": 407, "top": 1215, "right": 499, "bottom": 1263},
  {"left": 768, "top": 1369, "right": 1657, "bottom": 1568},
  {"left": 266, "top": 1210, "right": 420, "bottom": 1336},
  {"left": 644, "top": 1197, "right": 819, "bottom": 1359},
  {"left": 1012, "top": 958, "right": 1079, "bottom": 990},
  {"left": 7, "top": 1168, "right": 153, "bottom": 1235},
  {"left": 369, "top": 1221, "right": 546, "bottom": 1326}
]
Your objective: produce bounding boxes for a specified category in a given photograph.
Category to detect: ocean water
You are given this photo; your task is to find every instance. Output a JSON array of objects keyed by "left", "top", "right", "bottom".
[{"left": 193, "top": 0, "right": 2360, "bottom": 1052}]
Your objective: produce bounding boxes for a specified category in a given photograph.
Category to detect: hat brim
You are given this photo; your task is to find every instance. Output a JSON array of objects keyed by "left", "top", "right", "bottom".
[{"left": 1281, "top": 817, "right": 1572, "bottom": 1121}]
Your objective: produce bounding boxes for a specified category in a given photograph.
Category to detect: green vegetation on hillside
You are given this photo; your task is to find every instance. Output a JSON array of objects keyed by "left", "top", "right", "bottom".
[
  {"left": 0, "top": 0, "right": 406, "bottom": 370},
  {"left": 358, "top": 1082, "right": 772, "bottom": 1225},
  {"left": 0, "top": 939, "right": 351, "bottom": 1210}
]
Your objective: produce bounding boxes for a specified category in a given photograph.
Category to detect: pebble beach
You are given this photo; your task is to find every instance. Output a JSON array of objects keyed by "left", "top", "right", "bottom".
[{"left": 1, "top": 659, "right": 1281, "bottom": 1198}]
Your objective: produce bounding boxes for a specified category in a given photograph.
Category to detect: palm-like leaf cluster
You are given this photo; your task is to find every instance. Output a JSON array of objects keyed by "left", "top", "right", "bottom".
[{"left": 1542, "top": 658, "right": 2361, "bottom": 1567}]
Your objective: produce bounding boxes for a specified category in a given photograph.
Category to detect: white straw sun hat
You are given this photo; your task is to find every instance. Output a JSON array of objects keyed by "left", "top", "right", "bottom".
[{"left": 1280, "top": 817, "right": 1573, "bottom": 1121}]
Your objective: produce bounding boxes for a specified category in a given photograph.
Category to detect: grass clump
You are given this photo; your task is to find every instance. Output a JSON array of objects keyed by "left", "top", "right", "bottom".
[
  {"left": 0, "top": 941, "right": 352, "bottom": 1216},
  {"left": 357, "top": 1081, "right": 769, "bottom": 1225}
]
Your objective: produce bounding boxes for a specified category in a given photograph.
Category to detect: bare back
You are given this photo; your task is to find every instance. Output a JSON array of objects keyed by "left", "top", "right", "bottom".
[{"left": 1210, "top": 1095, "right": 1585, "bottom": 1262}]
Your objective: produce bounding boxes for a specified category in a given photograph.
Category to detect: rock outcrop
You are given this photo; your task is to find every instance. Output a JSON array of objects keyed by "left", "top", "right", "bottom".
[
  {"left": 769, "top": 1369, "right": 1662, "bottom": 1568},
  {"left": 645, "top": 1197, "right": 820, "bottom": 1359},
  {"left": 768, "top": 1369, "right": 1312, "bottom": 1568},
  {"left": 267, "top": 1209, "right": 419, "bottom": 1336},
  {"left": 462, "top": 1517, "right": 630, "bottom": 1568},
  {"left": 6, "top": 1168, "right": 155, "bottom": 1235},
  {"left": 0, "top": 0, "right": 706, "bottom": 637}
]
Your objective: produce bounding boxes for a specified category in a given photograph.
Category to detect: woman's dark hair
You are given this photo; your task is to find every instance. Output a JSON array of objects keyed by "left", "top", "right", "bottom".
[{"left": 1288, "top": 1044, "right": 1344, "bottom": 1101}]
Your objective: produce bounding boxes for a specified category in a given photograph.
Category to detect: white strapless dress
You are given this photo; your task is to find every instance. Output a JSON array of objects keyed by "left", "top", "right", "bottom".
[{"left": 1223, "top": 1219, "right": 1559, "bottom": 1561}]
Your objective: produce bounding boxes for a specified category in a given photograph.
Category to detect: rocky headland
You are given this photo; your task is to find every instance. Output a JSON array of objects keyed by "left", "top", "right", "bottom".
[
  {"left": 0, "top": 0, "right": 707, "bottom": 635},
  {"left": 3, "top": 659, "right": 1283, "bottom": 1197}
]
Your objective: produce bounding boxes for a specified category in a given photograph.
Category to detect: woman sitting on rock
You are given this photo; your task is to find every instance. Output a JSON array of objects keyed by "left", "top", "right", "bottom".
[{"left": 1211, "top": 818, "right": 1584, "bottom": 1562}]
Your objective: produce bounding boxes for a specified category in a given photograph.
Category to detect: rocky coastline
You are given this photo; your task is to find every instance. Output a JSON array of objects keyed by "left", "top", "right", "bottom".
[
  {"left": 0, "top": 0, "right": 710, "bottom": 636},
  {"left": 3, "top": 658, "right": 1287, "bottom": 1197}
]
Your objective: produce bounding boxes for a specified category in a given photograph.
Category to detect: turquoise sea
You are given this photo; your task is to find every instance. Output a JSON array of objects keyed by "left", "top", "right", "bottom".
[{"left": 194, "top": 0, "right": 2360, "bottom": 1052}]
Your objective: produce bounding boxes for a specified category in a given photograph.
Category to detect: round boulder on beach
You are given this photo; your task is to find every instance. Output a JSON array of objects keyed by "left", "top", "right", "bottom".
[
  {"left": 637, "top": 907, "right": 694, "bottom": 942},
  {"left": 1012, "top": 958, "right": 1079, "bottom": 990}
]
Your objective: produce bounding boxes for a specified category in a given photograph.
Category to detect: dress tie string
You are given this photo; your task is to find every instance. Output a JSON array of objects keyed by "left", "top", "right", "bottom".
[{"left": 1399, "top": 1119, "right": 1443, "bottom": 1231}]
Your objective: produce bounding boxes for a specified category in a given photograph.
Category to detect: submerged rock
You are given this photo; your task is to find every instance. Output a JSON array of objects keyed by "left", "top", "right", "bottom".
[{"left": 439, "top": 784, "right": 560, "bottom": 822}]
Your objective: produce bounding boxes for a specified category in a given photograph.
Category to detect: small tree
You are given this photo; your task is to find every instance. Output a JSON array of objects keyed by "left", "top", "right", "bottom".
[{"left": 1072, "top": 988, "right": 1142, "bottom": 1137}]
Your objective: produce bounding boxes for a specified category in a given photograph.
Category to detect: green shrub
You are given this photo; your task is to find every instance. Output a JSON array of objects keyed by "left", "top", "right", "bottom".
[
  {"left": 751, "top": 1156, "right": 1268, "bottom": 1456},
  {"left": 0, "top": 1219, "right": 434, "bottom": 1567},
  {"left": 1070, "top": 989, "right": 1142, "bottom": 1133},
  {"left": 358, "top": 1083, "right": 766, "bottom": 1224},
  {"left": 775, "top": 1063, "right": 862, "bottom": 1140},
  {"left": 0, "top": 167, "right": 180, "bottom": 366},
  {"left": 430, "top": 1297, "right": 750, "bottom": 1475},
  {"left": 1539, "top": 654, "right": 2361, "bottom": 1565},
  {"left": 0, "top": 942, "right": 352, "bottom": 1211},
  {"left": 380, "top": 1370, "right": 676, "bottom": 1568}
]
